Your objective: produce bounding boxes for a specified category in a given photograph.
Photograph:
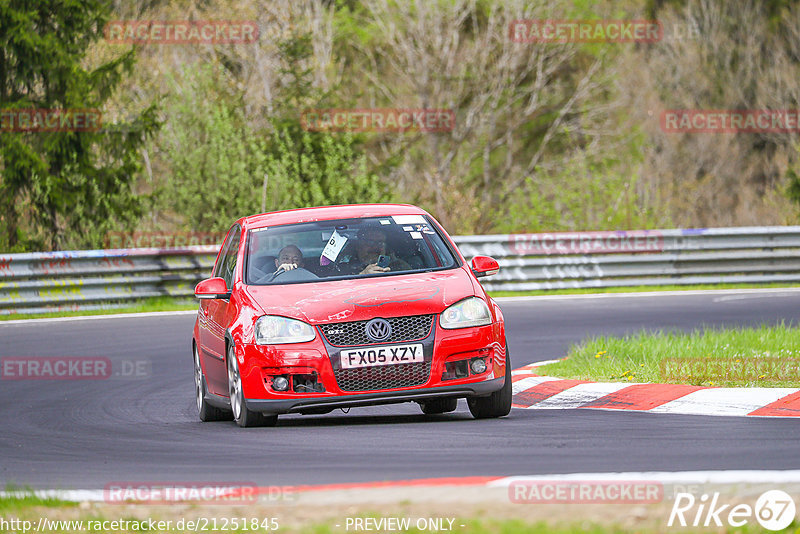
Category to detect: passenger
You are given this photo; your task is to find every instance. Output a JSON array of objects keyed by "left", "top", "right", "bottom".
[{"left": 343, "top": 228, "right": 410, "bottom": 275}]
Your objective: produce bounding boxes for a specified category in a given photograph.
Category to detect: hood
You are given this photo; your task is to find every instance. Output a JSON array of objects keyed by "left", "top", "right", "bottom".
[{"left": 245, "top": 267, "right": 475, "bottom": 324}]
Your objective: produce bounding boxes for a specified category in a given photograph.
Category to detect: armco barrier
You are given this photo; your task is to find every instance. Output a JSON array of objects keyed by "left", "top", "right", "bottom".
[
  {"left": 0, "top": 226, "right": 799, "bottom": 315},
  {"left": 0, "top": 246, "right": 218, "bottom": 315}
]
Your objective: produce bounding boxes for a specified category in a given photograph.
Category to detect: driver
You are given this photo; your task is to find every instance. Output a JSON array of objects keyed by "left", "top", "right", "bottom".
[
  {"left": 343, "top": 228, "right": 410, "bottom": 275},
  {"left": 275, "top": 245, "right": 304, "bottom": 272}
]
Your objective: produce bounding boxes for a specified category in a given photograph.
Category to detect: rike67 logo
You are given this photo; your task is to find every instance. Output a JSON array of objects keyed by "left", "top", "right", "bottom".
[{"left": 669, "top": 490, "right": 796, "bottom": 530}]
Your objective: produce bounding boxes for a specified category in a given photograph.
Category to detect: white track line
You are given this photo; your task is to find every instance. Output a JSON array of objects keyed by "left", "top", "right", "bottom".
[
  {"left": 0, "top": 310, "right": 197, "bottom": 326},
  {"left": 488, "top": 470, "right": 800, "bottom": 486},
  {"left": 0, "top": 490, "right": 105, "bottom": 501},
  {"left": 529, "top": 358, "right": 564, "bottom": 367},
  {"left": 494, "top": 287, "right": 800, "bottom": 302}
]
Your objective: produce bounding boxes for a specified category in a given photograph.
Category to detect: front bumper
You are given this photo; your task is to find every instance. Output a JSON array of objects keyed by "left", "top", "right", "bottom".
[
  {"left": 232, "top": 322, "right": 507, "bottom": 415},
  {"left": 245, "top": 376, "right": 505, "bottom": 415}
]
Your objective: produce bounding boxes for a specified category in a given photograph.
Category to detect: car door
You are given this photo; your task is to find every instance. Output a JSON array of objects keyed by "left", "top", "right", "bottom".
[{"left": 200, "top": 225, "right": 240, "bottom": 395}]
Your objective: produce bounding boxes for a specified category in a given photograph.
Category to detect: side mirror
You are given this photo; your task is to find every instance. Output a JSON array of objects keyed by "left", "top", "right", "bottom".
[
  {"left": 470, "top": 256, "right": 500, "bottom": 278},
  {"left": 195, "top": 277, "right": 231, "bottom": 299}
]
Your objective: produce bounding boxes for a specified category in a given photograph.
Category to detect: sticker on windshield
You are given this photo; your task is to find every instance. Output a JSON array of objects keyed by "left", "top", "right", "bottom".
[
  {"left": 410, "top": 231, "right": 423, "bottom": 239},
  {"left": 379, "top": 219, "right": 391, "bottom": 225},
  {"left": 320, "top": 229, "right": 348, "bottom": 266},
  {"left": 392, "top": 215, "right": 425, "bottom": 224},
  {"left": 413, "top": 223, "right": 435, "bottom": 234}
]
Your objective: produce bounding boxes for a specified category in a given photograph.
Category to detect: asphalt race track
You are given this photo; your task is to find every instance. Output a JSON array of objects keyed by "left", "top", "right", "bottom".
[{"left": 1, "top": 289, "right": 799, "bottom": 489}]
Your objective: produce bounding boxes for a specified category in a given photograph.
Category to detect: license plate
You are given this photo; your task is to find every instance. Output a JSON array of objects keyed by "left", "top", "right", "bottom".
[{"left": 339, "top": 344, "right": 424, "bottom": 369}]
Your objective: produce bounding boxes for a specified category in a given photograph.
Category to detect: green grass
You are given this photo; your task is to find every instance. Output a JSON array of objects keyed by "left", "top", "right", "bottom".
[
  {"left": 538, "top": 323, "right": 800, "bottom": 387},
  {"left": 0, "top": 297, "right": 197, "bottom": 321},
  {"left": 0, "top": 486, "right": 74, "bottom": 514},
  {"left": 488, "top": 282, "right": 800, "bottom": 298}
]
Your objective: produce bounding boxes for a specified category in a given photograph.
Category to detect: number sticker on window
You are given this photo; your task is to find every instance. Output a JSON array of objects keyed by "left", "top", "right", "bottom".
[{"left": 320, "top": 229, "right": 348, "bottom": 265}]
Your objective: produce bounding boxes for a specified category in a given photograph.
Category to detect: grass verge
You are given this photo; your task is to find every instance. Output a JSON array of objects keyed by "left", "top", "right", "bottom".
[
  {"left": 2, "top": 490, "right": 797, "bottom": 533},
  {"left": 0, "top": 488, "right": 75, "bottom": 515},
  {"left": 537, "top": 322, "right": 800, "bottom": 387}
]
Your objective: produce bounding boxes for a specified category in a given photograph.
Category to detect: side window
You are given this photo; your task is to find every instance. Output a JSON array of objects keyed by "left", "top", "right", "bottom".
[
  {"left": 213, "top": 229, "right": 234, "bottom": 279},
  {"left": 213, "top": 226, "right": 241, "bottom": 288},
  {"left": 222, "top": 231, "right": 241, "bottom": 288}
]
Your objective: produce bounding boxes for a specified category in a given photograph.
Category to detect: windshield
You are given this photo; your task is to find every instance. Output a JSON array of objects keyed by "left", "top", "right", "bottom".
[{"left": 245, "top": 215, "right": 458, "bottom": 285}]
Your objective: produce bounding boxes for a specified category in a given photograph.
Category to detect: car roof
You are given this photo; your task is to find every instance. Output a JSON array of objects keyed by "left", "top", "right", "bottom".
[{"left": 239, "top": 204, "right": 432, "bottom": 231}]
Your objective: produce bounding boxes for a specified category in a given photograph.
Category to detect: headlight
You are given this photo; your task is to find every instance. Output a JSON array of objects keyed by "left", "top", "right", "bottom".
[
  {"left": 439, "top": 297, "right": 492, "bottom": 329},
  {"left": 255, "top": 315, "right": 316, "bottom": 344}
]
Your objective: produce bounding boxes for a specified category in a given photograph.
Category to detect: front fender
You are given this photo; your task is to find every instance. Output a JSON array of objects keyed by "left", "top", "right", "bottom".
[
  {"left": 491, "top": 299, "right": 506, "bottom": 347},
  {"left": 226, "top": 284, "right": 263, "bottom": 353}
]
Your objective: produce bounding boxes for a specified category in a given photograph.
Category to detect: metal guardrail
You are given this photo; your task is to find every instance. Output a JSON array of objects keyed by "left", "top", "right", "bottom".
[
  {"left": 1, "top": 226, "right": 799, "bottom": 315},
  {"left": 458, "top": 226, "right": 800, "bottom": 291},
  {"left": 0, "top": 247, "right": 218, "bottom": 315}
]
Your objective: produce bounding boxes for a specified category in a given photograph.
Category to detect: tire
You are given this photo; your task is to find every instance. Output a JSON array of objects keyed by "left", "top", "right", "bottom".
[
  {"left": 420, "top": 397, "right": 458, "bottom": 415},
  {"left": 194, "top": 344, "right": 231, "bottom": 422},
  {"left": 227, "top": 344, "right": 278, "bottom": 428},
  {"left": 467, "top": 348, "right": 512, "bottom": 419}
]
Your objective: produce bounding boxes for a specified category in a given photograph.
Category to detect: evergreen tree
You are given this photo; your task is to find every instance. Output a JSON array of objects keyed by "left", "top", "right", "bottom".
[{"left": 0, "top": 0, "right": 158, "bottom": 251}]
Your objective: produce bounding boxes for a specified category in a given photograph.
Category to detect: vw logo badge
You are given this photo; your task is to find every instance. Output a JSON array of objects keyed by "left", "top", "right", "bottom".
[{"left": 365, "top": 318, "right": 392, "bottom": 342}]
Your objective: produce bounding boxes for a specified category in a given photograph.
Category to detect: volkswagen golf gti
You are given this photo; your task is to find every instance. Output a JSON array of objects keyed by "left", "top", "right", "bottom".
[{"left": 192, "top": 204, "right": 510, "bottom": 426}]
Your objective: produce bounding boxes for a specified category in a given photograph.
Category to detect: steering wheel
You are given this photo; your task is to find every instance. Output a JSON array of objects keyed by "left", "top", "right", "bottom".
[{"left": 263, "top": 267, "right": 319, "bottom": 283}]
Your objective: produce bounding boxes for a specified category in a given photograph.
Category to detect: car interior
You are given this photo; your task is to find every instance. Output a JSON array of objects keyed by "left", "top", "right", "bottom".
[{"left": 245, "top": 218, "right": 454, "bottom": 285}]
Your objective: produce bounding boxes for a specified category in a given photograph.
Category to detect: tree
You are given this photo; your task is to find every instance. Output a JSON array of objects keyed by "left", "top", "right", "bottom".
[
  {"left": 0, "top": 0, "right": 158, "bottom": 251},
  {"left": 155, "top": 32, "right": 390, "bottom": 230},
  {"left": 344, "top": 0, "right": 616, "bottom": 233},
  {"left": 155, "top": 64, "right": 273, "bottom": 232},
  {"left": 265, "top": 33, "right": 391, "bottom": 208},
  {"left": 788, "top": 167, "right": 800, "bottom": 220}
]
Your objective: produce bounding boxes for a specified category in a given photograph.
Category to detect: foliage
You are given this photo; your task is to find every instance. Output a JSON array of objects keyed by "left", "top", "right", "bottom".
[
  {"left": 0, "top": 0, "right": 159, "bottom": 251},
  {"left": 788, "top": 165, "right": 800, "bottom": 220},
  {"left": 501, "top": 161, "right": 661, "bottom": 233},
  {"left": 154, "top": 65, "right": 269, "bottom": 233},
  {"left": 4, "top": 0, "right": 800, "bottom": 252},
  {"left": 154, "top": 34, "right": 390, "bottom": 235},
  {"left": 263, "top": 33, "right": 391, "bottom": 210},
  {"left": 264, "top": 127, "right": 391, "bottom": 210}
]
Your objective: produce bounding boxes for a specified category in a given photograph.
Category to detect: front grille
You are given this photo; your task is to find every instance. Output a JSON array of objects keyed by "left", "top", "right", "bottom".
[
  {"left": 334, "top": 361, "right": 431, "bottom": 392},
  {"left": 320, "top": 315, "right": 433, "bottom": 346}
]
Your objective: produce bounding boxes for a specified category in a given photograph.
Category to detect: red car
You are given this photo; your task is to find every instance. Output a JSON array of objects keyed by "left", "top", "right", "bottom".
[{"left": 192, "top": 204, "right": 510, "bottom": 427}]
